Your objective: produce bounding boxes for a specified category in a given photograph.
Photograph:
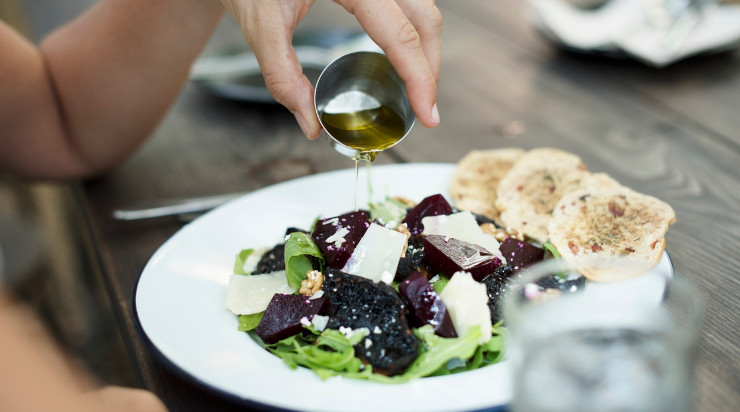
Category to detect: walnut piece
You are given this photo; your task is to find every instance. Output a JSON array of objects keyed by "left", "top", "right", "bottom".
[
  {"left": 394, "top": 224, "right": 411, "bottom": 256},
  {"left": 394, "top": 196, "right": 417, "bottom": 208},
  {"left": 299, "top": 270, "right": 323, "bottom": 296}
]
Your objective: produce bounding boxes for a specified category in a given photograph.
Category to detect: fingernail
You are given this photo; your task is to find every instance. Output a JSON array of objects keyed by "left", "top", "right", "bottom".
[
  {"left": 431, "top": 103, "right": 440, "bottom": 125},
  {"left": 292, "top": 111, "right": 311, "bottom": 138}
]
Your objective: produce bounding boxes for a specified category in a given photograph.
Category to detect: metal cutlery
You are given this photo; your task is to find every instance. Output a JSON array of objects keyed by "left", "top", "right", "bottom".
[{"left": 112, "top": 192, "right": 245, "bottom": 221}]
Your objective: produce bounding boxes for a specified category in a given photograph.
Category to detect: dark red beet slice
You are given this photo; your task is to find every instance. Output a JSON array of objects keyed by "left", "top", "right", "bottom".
[
  {"left": 398, "top": 272, "right": 457, "bottom": 338},
  {"left": 498, "top": 237, "right": 545, "bottom": 271},
  {"left": 311, "top": 211, "right": 371, "bottom": 269},
  {"left": 401, "top": 194, "right": 452, "bottom": 235},
  {"left": 255, "top": 294, "right": 328, "bottom": 344},
  {"left": 423, "top": 234, "right": 501, "bottom": 282}
]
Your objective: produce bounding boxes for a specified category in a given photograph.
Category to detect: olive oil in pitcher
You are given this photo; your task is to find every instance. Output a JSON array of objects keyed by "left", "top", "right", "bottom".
[{"left": 320, "top": 103, "right": 406, "bottom": 162}]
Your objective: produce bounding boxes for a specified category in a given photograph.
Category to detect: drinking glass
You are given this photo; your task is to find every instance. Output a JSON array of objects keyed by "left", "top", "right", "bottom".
[{"left": 503, "top": 257, "right": 703, "bottom": 412}]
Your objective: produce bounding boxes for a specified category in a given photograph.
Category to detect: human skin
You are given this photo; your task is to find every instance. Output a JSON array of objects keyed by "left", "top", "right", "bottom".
[
  {"left": 220, "top": 0, "right": 442, "bottom": 139},
  {"left": 0, "top": 0, "right": 225, "bottom": 179},
  {"left": 1, "top": 0, "right": 441, "bottom": 178},
  {"left": 0, "top": 292, "right": 169, "bottom": 412}
]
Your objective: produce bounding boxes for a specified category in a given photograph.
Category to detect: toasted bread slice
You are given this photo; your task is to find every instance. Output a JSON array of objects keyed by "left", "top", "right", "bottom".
[
  {"left": 496, "top": 148, "right": 589, "bottom": 243},
  {"left": 450, "top": 148, "right": 526, "bottom": 225},
  {"left": 548, "top": 175, "right": 676, "bottom": 282}
]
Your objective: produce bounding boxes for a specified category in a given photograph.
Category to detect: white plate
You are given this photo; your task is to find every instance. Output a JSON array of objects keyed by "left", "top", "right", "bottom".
[{"left": 134, "top": 163, "right": 671, "bottom": 412}]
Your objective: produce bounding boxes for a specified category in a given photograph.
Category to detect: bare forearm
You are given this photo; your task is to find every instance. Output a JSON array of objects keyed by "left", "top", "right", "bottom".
[{"left": 0, "top": 0, "right": 223, "bottom": 179}]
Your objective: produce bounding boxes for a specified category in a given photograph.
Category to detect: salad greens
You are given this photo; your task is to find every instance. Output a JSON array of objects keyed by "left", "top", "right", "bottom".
[
  {"left": 233, "top": 249, "right": 255, "bottom": 276},
  {"left": 369, "top": 197, "right": 409, "bottom": 227},
  {"left": 238, "top": 312, "right": 264, "bottom": 331},
  {"left": 542, "top": 241, "right": 561, "bottom": 259},
  {"left": 265, "top": 327, "right": 369, "bottom": 380},
  {"left": 431, "top": 276, "right": 450, "bottom": 295},
  {"left": 264, "top": 323, "right": 506, "bottom": 383},
  {"left": 284, "top": 232, "right": 325, "bottom": 290}
]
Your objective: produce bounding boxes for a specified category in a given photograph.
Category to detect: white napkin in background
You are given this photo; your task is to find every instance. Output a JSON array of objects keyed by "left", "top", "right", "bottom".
[
  {"left": 616, "top": 4, "right": 740, "bottom": 66},
  {"left": 529, "top": 0, "right": 643, "bottom": 50},
  {"left": 529, "top": 0, "right": 740, "bottom": 67}
]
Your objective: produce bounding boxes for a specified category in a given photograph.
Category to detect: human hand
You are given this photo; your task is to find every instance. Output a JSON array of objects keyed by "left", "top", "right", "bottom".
[{"left": 220, "top": 0, "right": 442, "bottom": 139}]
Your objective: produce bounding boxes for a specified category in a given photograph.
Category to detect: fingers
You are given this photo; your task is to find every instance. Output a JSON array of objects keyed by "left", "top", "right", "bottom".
[
  {"left": 334, "top": 0, "right": 441, "bottom": 128},
  {"left": 221, "top": 0, "right": 321, "bottom": 139},
  {"left": 396, "top": 0, "right": 442, "bottom": 82}
]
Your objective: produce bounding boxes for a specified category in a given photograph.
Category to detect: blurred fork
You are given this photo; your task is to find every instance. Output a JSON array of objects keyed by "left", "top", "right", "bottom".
[{"left": 112, "top": 192, "right": 245, "bottom": 221}]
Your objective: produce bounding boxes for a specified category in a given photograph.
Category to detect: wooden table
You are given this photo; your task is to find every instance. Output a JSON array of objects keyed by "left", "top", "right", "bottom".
[{"left": 51, "top": 1, "right": 740, "bottom": 411}]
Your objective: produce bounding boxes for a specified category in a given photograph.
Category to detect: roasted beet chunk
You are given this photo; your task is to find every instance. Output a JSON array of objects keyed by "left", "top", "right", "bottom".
[
  {"left": 253, "top": 243, "right": 286, "bottom": 275},
  {"left": 255, "top": 294, "right": 328, "bottom": 344},
  {"left": 498, "top": 237, "right": 545, "bottom": 271},
  {"left": 395, "top": 235, "right": 434, "bottom": 282},
  {"left": 401, "top": 194, "right": 452, "bottom": 235},
  {"left": 311, "top": 211, "right": 371, "bottom": 269},
  {"left": 322, "top": 269, "right": 419, "bottom": 376},
  {"left": 398, "top": 272, "right": 456, "bottom": 338},
  {"left": 482, "top": 265, "right": 518, "bottom": 324},
  {"left": 423, "top": 234, "right": 501, "bottom": 281}
]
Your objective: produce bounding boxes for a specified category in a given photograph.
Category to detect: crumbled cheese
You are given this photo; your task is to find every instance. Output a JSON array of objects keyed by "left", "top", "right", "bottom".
[
  {"left": 326, "top": 226, "right": 350, "bottom": 248},
  {"left": 323, "top": 217, "right": 339, "bottom": 226},
  {"left": 364, "top": 339, "right": 373, "bottom": 348},
  {"left": 311, "top": 315, "right": 329, "bottom": 331},
  {"left": 338, "top": 326, "right": 369, "bottom": 339},
  {"left": 373, "top": 326, "right": 382, "bottom": 334},
  {"left": 310, "top": 290, "right": 324, "bottom": 299},
  {"left": 429, "top": 274, "right": 440, "bottom": 283},
  {"left": 300, "top": 317, "right": 311, "bottom": 327}
]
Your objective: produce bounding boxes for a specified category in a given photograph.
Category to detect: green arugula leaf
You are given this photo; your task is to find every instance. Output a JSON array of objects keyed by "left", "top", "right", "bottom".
[
  {"left": 265, "top": 328, "right": 368, "bottom": 377},
  {"left": 542, "top": 241, "right": 561, "bottom": 259},
  {"left": 284, "top": 232, "right": 325, "bottom": 290},
  {"left": 398, "top": 325, "right": 482, "bottom": 380},
  {"left": 233, "top": 249, "right": 254, "bottom": 275},
  {"left": 431, "top": 276, "right": 449, "bottom": 294},
  {"left": 237, "top": 312, "right": 264, "bottom": 331},
  {"left": 369, "top": 197, "right": 408, "bottom": 227}
]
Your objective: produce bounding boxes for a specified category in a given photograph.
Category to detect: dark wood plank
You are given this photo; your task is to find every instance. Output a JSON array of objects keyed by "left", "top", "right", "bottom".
[{"left": 446, "top": 0, "right": 740, "bottom": 148}]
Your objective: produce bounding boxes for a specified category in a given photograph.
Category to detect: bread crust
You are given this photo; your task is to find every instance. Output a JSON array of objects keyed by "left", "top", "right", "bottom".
[
  {"left": 548, "top": 175, "right": 676, "bottom": 281},
  {"left": 495, "top": 148, "right": 589, "bottom": 243},
  {"left": 450, "top": 148, "right": 525, "bottom": 225}
]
